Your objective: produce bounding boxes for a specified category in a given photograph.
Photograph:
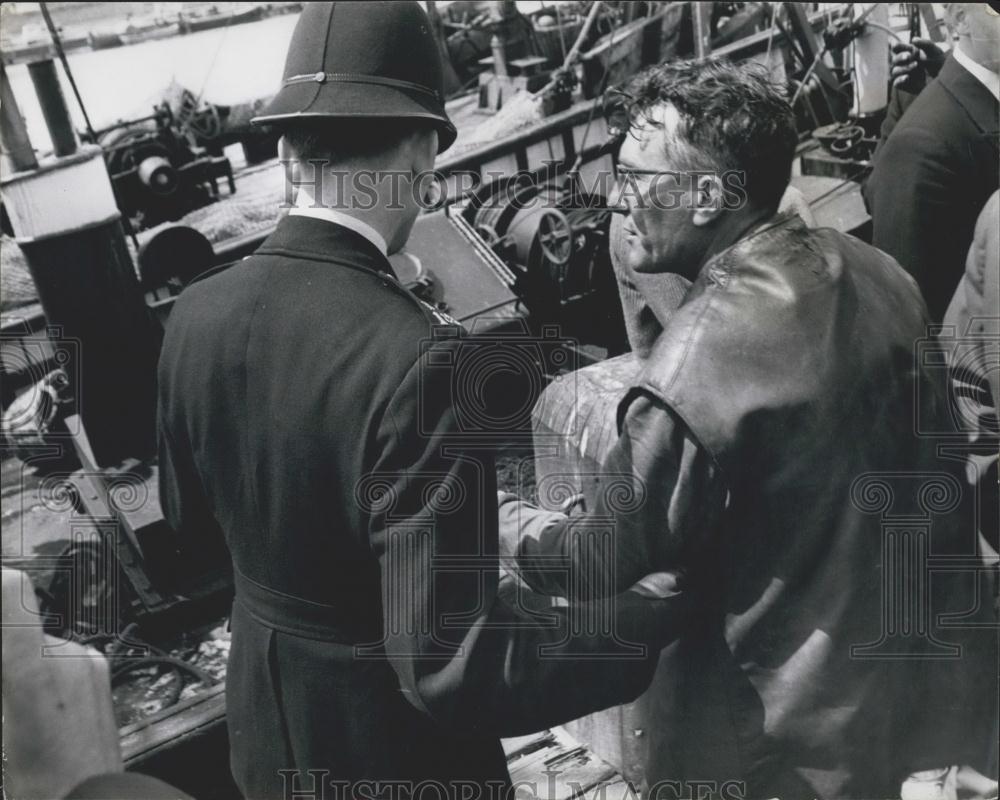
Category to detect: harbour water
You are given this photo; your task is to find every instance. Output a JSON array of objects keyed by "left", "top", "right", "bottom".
[{"left": 5, "top": 13, "right": 299, "bottom": 154}]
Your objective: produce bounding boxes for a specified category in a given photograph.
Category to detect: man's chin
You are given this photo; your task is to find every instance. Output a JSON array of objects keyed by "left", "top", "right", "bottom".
[
  {"left": 623, "top": 239, "right": 655, "bottom": 274},
  {"left": 629, "top": 254, "right": 667, "bottom": 274}
]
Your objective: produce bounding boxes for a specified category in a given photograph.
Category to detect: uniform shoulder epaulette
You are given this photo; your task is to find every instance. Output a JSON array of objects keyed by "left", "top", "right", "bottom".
[
  {"left": 184, "top": 258, "right": 243, "bottom": 288},
  {"left": 417, "top": 298, "right": 462, "bottom": 327},
  {"left": 372, "top": 266, "right": 464, "bottom": 329}
]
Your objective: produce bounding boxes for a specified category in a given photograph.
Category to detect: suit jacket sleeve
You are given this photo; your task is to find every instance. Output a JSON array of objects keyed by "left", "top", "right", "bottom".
[
  {"left": 868, "top": 125, "right": 964, "bottom": 320},
  {"left": 365, "top": 335, "right": 690, "bottom": 736},
  {"left": 498, "top": 390, "right": 726, "bottom": 601},
  {"left": 871, "top": 84, "right": 920, "bottom": 161}
]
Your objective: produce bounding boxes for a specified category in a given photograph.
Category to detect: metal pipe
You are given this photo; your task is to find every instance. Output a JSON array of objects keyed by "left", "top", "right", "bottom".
[
  {"left": 491, "top": 35, "right": 509, "bottom": 78},
  {"left": 27, "top": 59, "right": 77, "bottom": 157},
  {"left": 0, "top": 63, "right": 39, "bottom": 172},
  {"left": 852, "top": 3, "right": 890, "bottom": 116},
  {"left": 3, "top": 143, "right": 158, "bottom": 467}
]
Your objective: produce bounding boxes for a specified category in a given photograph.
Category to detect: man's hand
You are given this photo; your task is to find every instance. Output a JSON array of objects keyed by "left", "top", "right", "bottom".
[
  {"left": 901, "top": 766, "right": 999, "bottom": 800},
  {"left": 891, "top": 39, "right": 946, "bottom": 92},
  {"left": 629, "top": 570, "right": 683, "bottom": 599}
]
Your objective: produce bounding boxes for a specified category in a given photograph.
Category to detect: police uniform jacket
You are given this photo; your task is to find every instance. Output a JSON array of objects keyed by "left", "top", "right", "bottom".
[{"left": 157, "top": 215, "right": 684, "bottom": 799}]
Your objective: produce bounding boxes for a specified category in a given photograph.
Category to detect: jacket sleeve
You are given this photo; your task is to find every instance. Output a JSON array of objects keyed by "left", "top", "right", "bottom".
[
  {"left": 867, "top": 125, "right": 965, "bottom": 320},
  {"left": 869, "top": 84, "right": 920, "bottom": 163},
  {"left": 364, "top": 334, "right": 689, "bottom": 736},
  {"left": 158, "top": 421, "right": 205, "bottom": 536},
  {"left": 157, "top": 350, "right": 225, "bottom": 554},
  {"left": 498, "top": 390, "right": 726, "bottom": 601}
]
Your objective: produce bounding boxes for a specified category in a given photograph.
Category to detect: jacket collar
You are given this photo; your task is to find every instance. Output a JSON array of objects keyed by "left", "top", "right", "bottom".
[
  {"left": 937, "top": 53, "right": 1000, "bottom": 142},
  {"left": 288, "top": 206, "right": 388, "bottom": 257},
  {"left": 255, "top": 214, "right": 398, "bottom": 280},
  {"left": 952, "top": 47, "right": 1000, "bottom": 102}
]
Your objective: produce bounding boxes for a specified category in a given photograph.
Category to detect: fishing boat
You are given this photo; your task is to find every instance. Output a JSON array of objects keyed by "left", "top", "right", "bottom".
[
  {"left": 118, "top": 21, "right": 181, "bottom": 46},
  {"left": 0, "top": 3, "right": 931, "bottom": 795},
  {"left": 179, "top": 5, "right": 265, "bottom": 34}
]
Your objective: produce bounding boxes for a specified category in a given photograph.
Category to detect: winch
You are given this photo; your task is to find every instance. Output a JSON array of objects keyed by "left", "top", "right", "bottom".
[
  {"left": 462, "top": 174, "right": 626, "bottom": 351},
  {"left": 84, "top": 101, "right": 235, "bottom": 231}
]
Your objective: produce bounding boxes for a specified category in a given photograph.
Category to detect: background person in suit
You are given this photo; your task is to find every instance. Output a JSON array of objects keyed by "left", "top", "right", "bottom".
[
  {"left": 158, "top": 3, "right": 684, "bottom": 798},
  {"left": 865, "top": 3, "right": 999, "bottom": 322},
  {"left": 873, "top": 37, "right": 947, "bottom": 153}
]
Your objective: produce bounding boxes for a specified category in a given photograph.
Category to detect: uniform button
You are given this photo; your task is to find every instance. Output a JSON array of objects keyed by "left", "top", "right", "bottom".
[{"left": 314, "top": 71, "right": 327, "bottom": 83}]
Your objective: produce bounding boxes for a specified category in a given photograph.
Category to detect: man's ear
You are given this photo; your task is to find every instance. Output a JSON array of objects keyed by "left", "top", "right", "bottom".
[
  {"left": 406, "top": 128, "right": 438, "bottom": 177},
  {"left": 945, "top": 3, "right": 968, "bottom": 36},
  {"left": 280, "top": 137, "right": 301, "bottom": 196},
  {"left": 691, "top": 173, "right": 725, "bottom": 227}
]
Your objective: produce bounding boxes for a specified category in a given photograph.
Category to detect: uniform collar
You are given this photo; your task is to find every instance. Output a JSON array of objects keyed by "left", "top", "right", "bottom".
[
  {"left": 953, "top": 46, "right": 1000, "bottom": 102},
  {"left": 257, "top": 214, "right": 397, "bottom": 281},
  {"left": 289, "top": 195, "right": 388, "bottom": 257}
]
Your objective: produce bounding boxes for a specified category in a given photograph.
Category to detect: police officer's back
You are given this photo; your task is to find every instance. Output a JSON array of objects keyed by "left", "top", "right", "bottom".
[{"left": 158, "top": 4, "right": 684, "bottom": 796}]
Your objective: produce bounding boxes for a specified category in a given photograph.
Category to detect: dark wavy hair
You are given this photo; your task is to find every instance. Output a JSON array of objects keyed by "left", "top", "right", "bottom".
[{"left": 618, "top": 59, "right": 797, "bottom": 211}]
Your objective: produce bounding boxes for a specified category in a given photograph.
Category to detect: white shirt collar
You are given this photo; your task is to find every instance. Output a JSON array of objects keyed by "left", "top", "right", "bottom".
[
  {"left": 288, "top": 193, "right": 388, "bottom": 257},
  {"left": 953, "top": 46, "right": 1000, "bottom": 102}
]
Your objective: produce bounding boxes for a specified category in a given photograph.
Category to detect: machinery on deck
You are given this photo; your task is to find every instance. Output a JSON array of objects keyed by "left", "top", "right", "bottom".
[
  {"left": 83, "top": 99, "right": 235, "bottom": 231},
  {"left": 463, "top": 174, "right": 625, "bottom": 350}
]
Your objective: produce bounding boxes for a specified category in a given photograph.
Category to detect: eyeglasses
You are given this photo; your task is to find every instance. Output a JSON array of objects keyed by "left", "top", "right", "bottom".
[{"left": 615, "top": 166, "right": 688, "bottom": 180}]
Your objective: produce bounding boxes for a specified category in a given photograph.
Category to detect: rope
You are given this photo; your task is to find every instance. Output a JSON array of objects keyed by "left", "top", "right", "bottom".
[
  {"left": 862, "top": 20, "right": 906, "bottom": 44},
  {"left": 82, "top": 621, "right": 220, "bottom": 718},
  {"left": 553, "top": 2, "right": 569, "bottom": 63},
  {"left": 41, "top": 542, "right": 220, "bottom": 720},
  {"left": 789, "top": 44, "right": 828, "bottom": 108},
  {"left": 193, "top": 4, "right": 241, "bottom": 109},
  {"left": 569, "top": 4, "right": 624, "bottom": 175},
  {"left": 764, "top": 2, "right": 778, "bottom": 64},
  {"left": 112, "top": 655, "right": 217, "bottom": 688}
]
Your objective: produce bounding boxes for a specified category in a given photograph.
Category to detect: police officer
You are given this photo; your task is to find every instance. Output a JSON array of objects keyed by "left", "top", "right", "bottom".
[{"left": 157, "top": 3, "right": 684, "bottom": 797}]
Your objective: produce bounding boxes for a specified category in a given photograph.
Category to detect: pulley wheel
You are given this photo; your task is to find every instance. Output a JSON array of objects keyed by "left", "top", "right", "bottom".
[
  {"left": 138, "top": 225, "right": 216, "bottom": 290},
  {"left": 537, "top": 209, "right": 573, "bottom": 266}
]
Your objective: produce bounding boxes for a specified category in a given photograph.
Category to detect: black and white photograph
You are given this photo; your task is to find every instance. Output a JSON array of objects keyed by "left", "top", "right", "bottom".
[{"left": 1, "top": 2, "right": 997, "bottom": 799}]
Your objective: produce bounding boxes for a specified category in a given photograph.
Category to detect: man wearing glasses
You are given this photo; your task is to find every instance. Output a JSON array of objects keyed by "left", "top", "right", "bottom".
[{"left": 499, "top": 60, "right": 998, "bottom": 799}]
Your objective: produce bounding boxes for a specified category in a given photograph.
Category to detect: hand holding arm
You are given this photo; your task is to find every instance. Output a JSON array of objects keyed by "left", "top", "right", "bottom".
[
  {"left": 499, "top": 390, "right": 726, "bottom": 601},
  {"left": 367, "top": 338, "right": 691, "bottom": 736}
]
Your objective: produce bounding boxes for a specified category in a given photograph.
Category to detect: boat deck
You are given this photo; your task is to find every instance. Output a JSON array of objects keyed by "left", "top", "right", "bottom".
[
  {"left": 121, "top": 675, "right": 637, "bottom": 800},
  {"left": 2, "top": 449, "right": 635, "bottom": 798}
]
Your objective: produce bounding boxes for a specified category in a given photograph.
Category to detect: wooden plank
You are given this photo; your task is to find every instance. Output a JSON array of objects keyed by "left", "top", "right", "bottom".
[
  {"left": 122, "top": 698, "right": 625, "bottom": 793},
  {"left": 505, "top": 726, "right": 620, "bottom": 800},
  {"left": 503, "top": 729, "right": 558, "bottom": 759},
  {"left": 562, "top": 703, "right": 646, "bottom": 785},
  {"left": 789, "top": 174, "right": 870, "bottom": 237},
  {"left": 120, "top": 682, "right": 226, "bottom": 766},
  {"left": 579, "top": 779, "right": 638, "bottom": 800},
  {"left": 443, "top": 99, "right": 598, "bottom": 176},
  {"left": 919, "top": 3, "right": 947, "bottom": 43},
  {"left": 784, "top": 3, "right": 841, "bottom": 94},
  {"left": 526, "top": 136, "right": 566, "bottom": 169}
]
